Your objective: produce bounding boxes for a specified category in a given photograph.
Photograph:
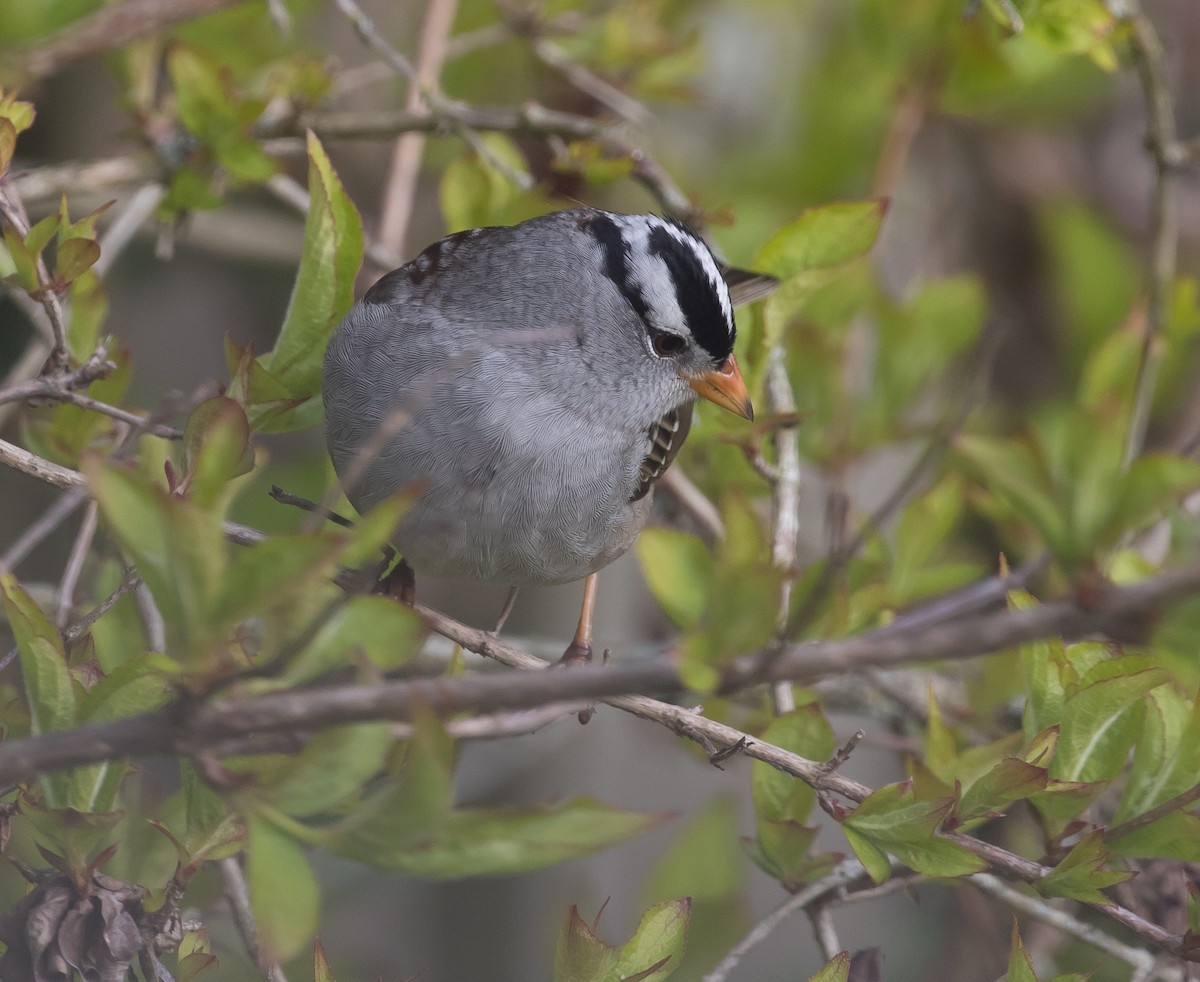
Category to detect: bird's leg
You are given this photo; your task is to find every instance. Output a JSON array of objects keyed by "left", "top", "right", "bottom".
[
  {"left": 377, "top": 558, "right": 416, "bottom": 606},
  {"left": 493, "top": 586, "right": 520, "bottom": 635},
  {"left": 560, "top": 573, "right": 598, "bottom": 665}
]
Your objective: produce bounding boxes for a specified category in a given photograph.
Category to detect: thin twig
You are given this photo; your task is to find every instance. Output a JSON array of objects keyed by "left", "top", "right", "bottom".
[
  {"left": 971, "top": 873, "right": 1182, "bottom": 981},
  {"left": 702, "top": 861, "right": 867, "bottom": 982},
  {"left": 13, "top": 0, "right": 244, "bottom": 81},
  {"left": 329, "top": 0, "right": 532, "bottom": 193},
  {"left": 376, "top": 0, "right": 459, "bottom": 266},
  {"left": 532, "top": 38, "right": 651, "bottom": 125},
  {"left": 767, "top": 352, "right": 801, "bottom": 715},
  {"left": 0, "top": 487, "right": 89, "bottom": 573},
  {"left": 55, "top": 500, "right": 98, "bottom": 629},
  {"left": 657, "top": 467, "right": 725, "bottom": 541},
  {"left": 94, "top": 183, "right": 165, "bottom": 278},
  {"left": 1104, "top": 783, "right": 1200, "bottom": 843},
  {"left": 62, "top": 566, "right": 141, "bottom": 645},
  {"left": 0, "top": 435, "right": 86, "bottom": 489},
  {"left": 764, "top": 328, "right": 999, "bottom": 666},
  {"left": 218, "top": 857, "right": 290, "bottom": 982},
  {"left": 135, "top": 582, "right": 167, "bottom": 653},
  {"left": 1114, "top": 0, "right": 1181, "bottom": 466},
  {"left": 0, "top": 182, "right": 69, "bottom": 367},
  {"left": 808, "top": 906, "right": 841, "bottom": 963}
]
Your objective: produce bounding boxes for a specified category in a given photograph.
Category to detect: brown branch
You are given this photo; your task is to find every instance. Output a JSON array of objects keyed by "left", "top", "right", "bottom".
[
  {"left": 218, "top": 857, "right": 289, "bottom": 982},
  {"left": 13, "top": 549, "right": 1197, "bottom": 778},
  {"left": 0, "top": 182, "right": 69, "bottom": 368},
  {"left": 0, "top": 373, "right": 183, "bottom": 440},
  {"left": 0, "top": 565, "right": 1194, "bottom": 956},
  {"left": 9, "top": 0, "right": 248, "bottom": 82},
  {"left": 376, "top": 0, "right": 460, "bottom": 266},
  {"left": 1104, "top": 783, "right": 1200, "bottom": 844},
  {"left": 1117, "top": 0, "right": 1181, "bottom": 465}
]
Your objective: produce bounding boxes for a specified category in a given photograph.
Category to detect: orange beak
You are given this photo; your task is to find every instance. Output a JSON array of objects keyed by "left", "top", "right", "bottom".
[{"left": 687, "top": 354, "right": 754, "bottom": 421}]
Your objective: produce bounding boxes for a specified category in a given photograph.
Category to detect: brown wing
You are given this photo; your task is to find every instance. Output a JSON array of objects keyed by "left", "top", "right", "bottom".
[
  {"left": 631, "top": 402, "right": 694, "bottom": 502},
  {"left": 721, "top": 265, "right": 779, "bottom": 307}
]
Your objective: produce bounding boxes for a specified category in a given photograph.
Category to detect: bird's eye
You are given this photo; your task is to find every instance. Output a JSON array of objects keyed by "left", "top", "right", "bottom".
[{"left": 651, "top": 332, "right": 687, "bottom": 357}]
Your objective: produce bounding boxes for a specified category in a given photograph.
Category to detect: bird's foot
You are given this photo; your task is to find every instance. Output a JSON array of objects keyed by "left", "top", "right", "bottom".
[
  {"left": 557, "top": 639, "right": 596, "bottom": 724},
  {"left": 558, "top": 638, "right": 593, "bottom": 667},
  {"left": 376, "top": 558, "right": 416, "bottom": 606}
]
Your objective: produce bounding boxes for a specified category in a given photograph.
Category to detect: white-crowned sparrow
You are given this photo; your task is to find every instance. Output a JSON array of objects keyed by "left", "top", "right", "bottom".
[{"left": 323, "top": 208, "right": 772, "bottom": 660}]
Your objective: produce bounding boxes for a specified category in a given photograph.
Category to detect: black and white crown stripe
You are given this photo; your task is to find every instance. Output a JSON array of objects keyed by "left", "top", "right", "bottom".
[{"left": 586, "top": 212, "right": 736, "bottom": 365}]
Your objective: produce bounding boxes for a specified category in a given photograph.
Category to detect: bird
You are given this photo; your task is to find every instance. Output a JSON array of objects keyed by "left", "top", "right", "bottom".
[{"left": 323, "top": 208, "right": 774, "bottom": 663}]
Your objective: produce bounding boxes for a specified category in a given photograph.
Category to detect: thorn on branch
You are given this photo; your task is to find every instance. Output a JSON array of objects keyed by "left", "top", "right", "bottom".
[
  {"left": 268, "top": 485, "right": 355, "bottom": 528},
  {"left": 819, "top": 729, "right": 865, "bottom": 778}
]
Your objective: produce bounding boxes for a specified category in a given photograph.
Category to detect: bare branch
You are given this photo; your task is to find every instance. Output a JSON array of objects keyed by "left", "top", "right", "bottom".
[
  {"left": 703, "top": 861, "right": 868, "bottom": 982},
  {"left": 55, "top": 500, "right": 98, "bottom": 628},
  {"left": 0, "top": 487, "right": 89, "bottom": 573},
  {"left": 218, "top": 857, "right": 290, "bottom": 982},
  {"left": 0, "top": 182, "right": 69, "bottom": 367},
  {"left": 376, "top": 0, "right": 460, "bottom": 266},
  {"left": 1114, "top": 0, "right": 1181, "bottom": 465},
  {"left": 971, "top": 873, "right": 1182, "bottom": 981},
  {"left": 11, "top": 0, "right": 247, "bottom": 81},
  {"left": 0, "top": 435, "right": 86, "bottom": 489}
]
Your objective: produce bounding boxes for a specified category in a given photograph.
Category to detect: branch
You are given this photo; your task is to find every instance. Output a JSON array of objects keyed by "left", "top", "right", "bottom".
[
  {"left": 702, "top": 860, "right": 868, "bottom": 982},
  {"left": 970, "top": 873, "right": 1182, "bottom": 981},
  {"left": 9, "top": 0, "right": 248, "bottom": 82},
  {"left": 376, "top": 0, "right": 460, "bottom": 266},
  {"left": 1115, "top": 0, "right": 1181, "bottom": 465},
  {"left": 218, "top": 857, "right": 289, "bottom": 982},
  {"left": 0, "top": 182, "right": 69, "bottom": 369}
]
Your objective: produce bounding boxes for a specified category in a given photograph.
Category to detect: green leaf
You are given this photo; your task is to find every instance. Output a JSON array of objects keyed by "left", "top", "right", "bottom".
[
  {"left": 750, "top": 705, "right": 836, "bottom": 886},
  {"left": 644, "top": 796, "right": 743, "bottom": 903},
  {"left": 53, "top": 237, "right": 100, "bottom": 285},
  {"left": 554, "top": 905, "right": 619, "bottom": 982},
  {"left": 85, "top": 458, "right": 225, "bottom": 664},
  {"left": 840, "top": 825, "right": 892, "bottom": 884},
  {"left": 0, "top": 117, "right": 15, "bottom": 175},
  {"left": 283, "top": 595, "right": 424, "bottom": 683},
  {"left": 1005, "top": 922, "right": 1037, "bottom": 982},
  {"left": 342, "top": 796, "right": 668, "bottom": 877},
  {"left": 4, "top": 222, "right": 40, "bottom": 292},
  {"left": 246, "top": 814, "right": 319, "bottom": 963},
  {"left": 1117, "top": 688, "right": 1200, "bottom": 823},
  {"left": 808, "top": 952, "right": 851, "bottom": 982},
  {"left": 635, "top": 528, "right": 714, "bottom": 630},
  {"left": 616, "top": 898, "right": 690, "bottom": 982},
  {"left": 313, "top": 938, "right": 335, "bottom": 982},
  {"left": 885, "top": 837, "right": 987, "bottom": 879},
  {"left": 18, "top": 802, "right": 123, "bottom": 875},
  {"left": 25, "top": 213, "right": 61, "bottom": 257},
  {"left": 748, "top": 818, "right": 823, "bottom": 889},
  {"left": 1054, "top": 664, "right": 1167, "bottom": 783},
  {"left": 183, "top": 761, "right": 244, "bottom": 865},
  {"left": 1107, "top": 809, "right": 1200, "bottom": 862},
  {"left": 842, "top": 782, "right": 985, "bottom": 880},
  {"left": 0, "top": 94, "right": 35, "bottom": 134},
  {"left": 180, "top": 396, "right": 254, "bottom": 507},
  {"left": 755, "top": 200, "right": 887, "bottom": 279},
  {"left": 438, "top": 134, "right": 532, "bottom": 231},
  {"left": 953, "top": 757, "right": 1048, "bottom": 827},
  {"left": 264, "top": 131, "right": 363, "bottom": 402},
  {"left": 1039, "top": 830, "right": 1131, "bottom": 905},
  {"left": 0, "top": 573, "right": 75, "bottom": 737},
  {"left": 256, "top": 723, "right": 392, "bottom": 818},
  {"left": 955, "top": 434, "right": 1065, "bottom": 557}
]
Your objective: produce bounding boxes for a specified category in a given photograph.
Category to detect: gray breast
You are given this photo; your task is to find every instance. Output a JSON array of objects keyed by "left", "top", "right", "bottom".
[{"left": 323, "top": 298, "right": 658, "bottom": 586}]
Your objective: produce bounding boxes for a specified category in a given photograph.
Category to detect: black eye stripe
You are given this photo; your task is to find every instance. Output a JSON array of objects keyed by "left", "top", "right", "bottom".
[
  {"left": 647, "top": 225, "right": 733, "bottom": 364},
  {"left": 587, "top": 213, "right": 650, "bottom": 322}
]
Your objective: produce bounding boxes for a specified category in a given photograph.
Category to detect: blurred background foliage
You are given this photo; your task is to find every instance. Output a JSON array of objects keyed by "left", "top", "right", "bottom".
[{"left": 0, "top": 0, "right": 1199, "bottom": 979}]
